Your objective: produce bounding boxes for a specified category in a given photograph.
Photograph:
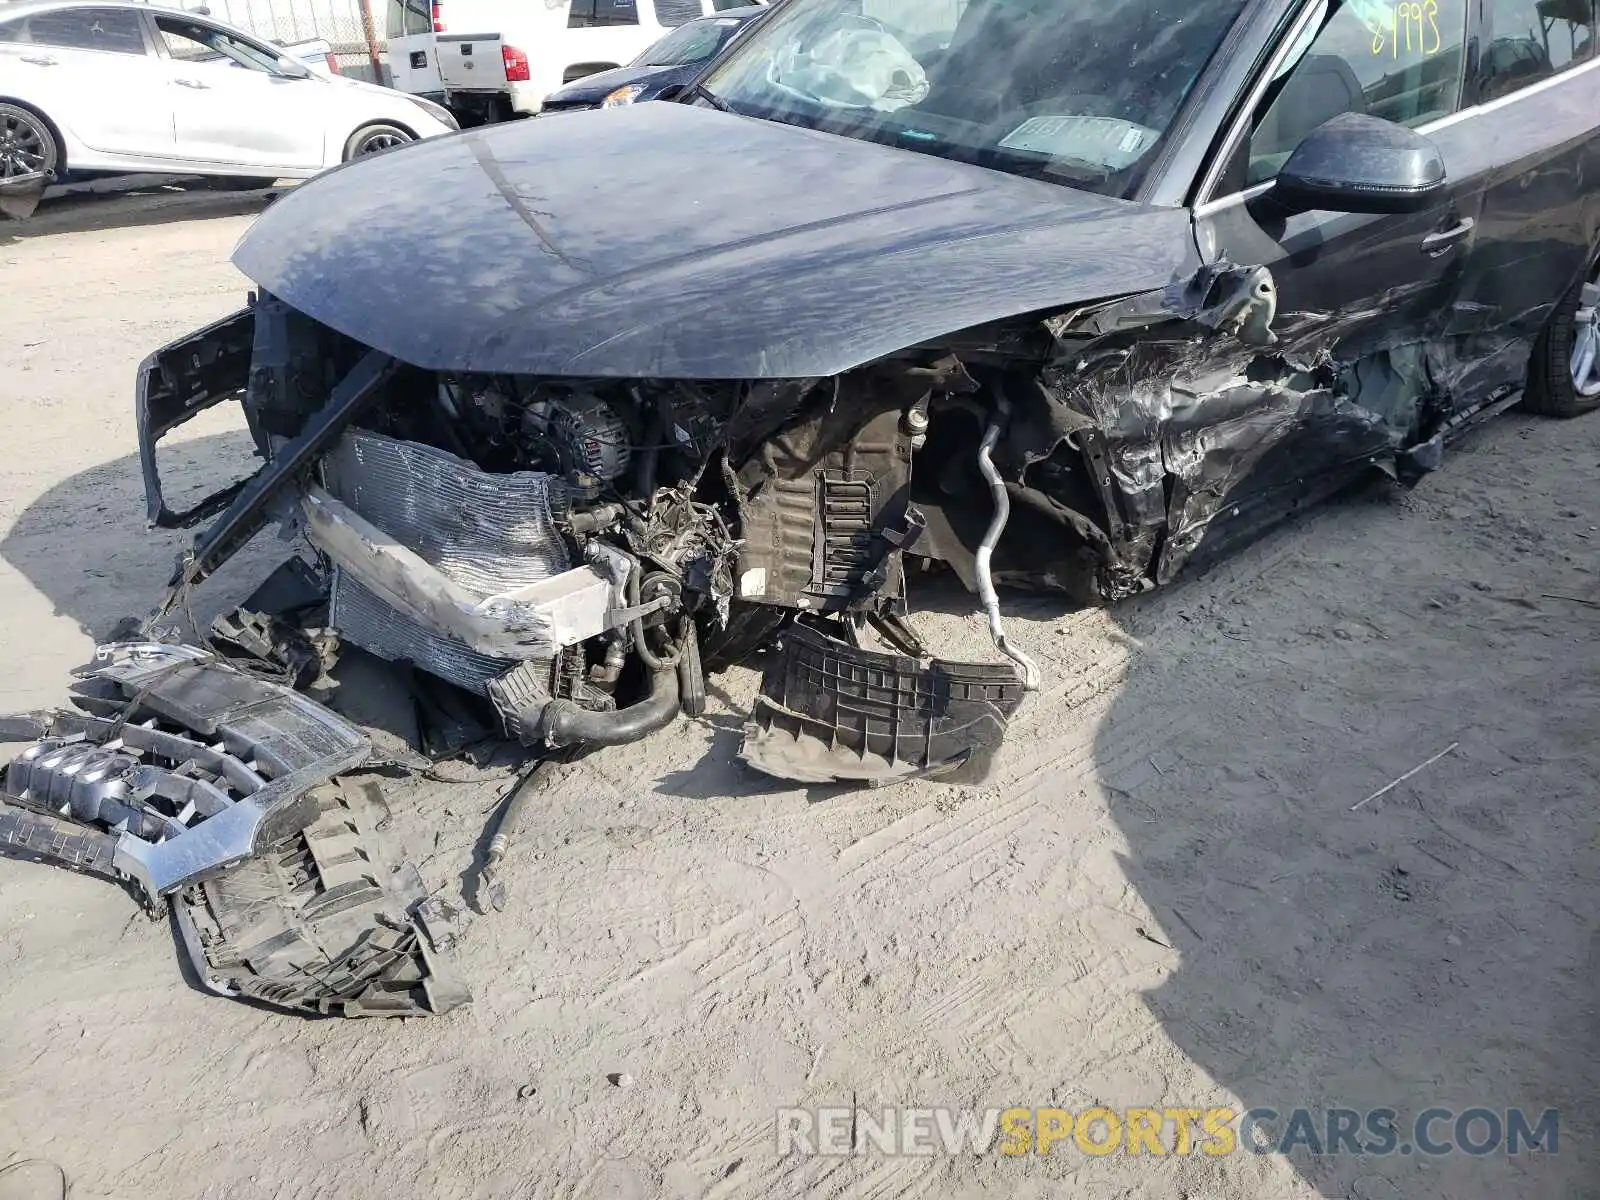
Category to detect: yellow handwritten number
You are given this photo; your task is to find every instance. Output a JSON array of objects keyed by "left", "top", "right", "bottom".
[{"left": 1372, "top": 0, "right": 1442, "bottom": 57}]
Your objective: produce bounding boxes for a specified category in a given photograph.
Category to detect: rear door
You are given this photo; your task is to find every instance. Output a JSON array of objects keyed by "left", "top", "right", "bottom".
[
  {"left": 154, "top": 16, "right": 324, "bottom": 170},
  {"left": 0, "top": 5, "right": 173, "bottom": 158},
  {"left": 1442, "top": 0, "right": 1600, "bottom": 398},
  {"left": 385, "top": 0, "right": 442, "bottom": 95}
]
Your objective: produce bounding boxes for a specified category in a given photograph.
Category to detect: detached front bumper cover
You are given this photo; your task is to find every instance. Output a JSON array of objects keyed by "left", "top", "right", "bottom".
[
  {"left": 2, "top": 642, "right": 370, "bottom": 898},
  {"left": 0, "top": 643, "right": 470, "bottom": 1019}
]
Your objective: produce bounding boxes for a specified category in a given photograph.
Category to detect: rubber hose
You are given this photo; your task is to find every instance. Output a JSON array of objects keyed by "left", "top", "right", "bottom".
[
  {"left": 488, "top": 769, "right": 540, "bottom": 855},
  {"left": 530, "top": 664, "right": 681, "bottom": 748}
]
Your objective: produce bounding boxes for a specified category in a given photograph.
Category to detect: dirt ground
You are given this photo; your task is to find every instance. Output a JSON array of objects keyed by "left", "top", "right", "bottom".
[{"left": 0, "top": 191, "right": 1596, "bottom": 1200}]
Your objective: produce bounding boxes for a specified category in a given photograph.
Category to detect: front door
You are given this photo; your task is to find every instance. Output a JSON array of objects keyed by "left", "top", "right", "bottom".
[
  {"left": 154, "top": 17, "right": 325, "bottom": 170},
  {"left": 385, "top": 0, "right": 442, "bottom": 96},
  {"left": 1181, "top": 0, "right": 1486, "bottom": 569}
]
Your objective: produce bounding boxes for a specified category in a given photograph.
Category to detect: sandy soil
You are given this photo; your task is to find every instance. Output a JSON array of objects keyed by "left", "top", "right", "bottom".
[{"left": 0, "top": 192, "right": 1596, "bottom": 1200}]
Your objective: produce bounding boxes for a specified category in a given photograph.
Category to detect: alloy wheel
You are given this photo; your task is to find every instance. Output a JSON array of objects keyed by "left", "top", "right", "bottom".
[
  {"left": 354, "top": 129, "right": 411, "bottom": 157},
  {"left": 0, "top": 109, "right": 51, "bottom": 179},
  {"left": 1570, "top": 279, "right": 1600, "bottom": 399}
]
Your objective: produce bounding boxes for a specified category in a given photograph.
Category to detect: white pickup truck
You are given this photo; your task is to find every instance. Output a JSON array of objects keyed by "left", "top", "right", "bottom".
[{"left": 386, "top": 0, "right": 757, "bottom": 123}]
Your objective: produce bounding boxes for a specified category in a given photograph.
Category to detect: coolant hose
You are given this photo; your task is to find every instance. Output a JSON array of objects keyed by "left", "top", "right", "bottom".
[{"left": 527, "top": 664, "right": 681, "bottom": 749}]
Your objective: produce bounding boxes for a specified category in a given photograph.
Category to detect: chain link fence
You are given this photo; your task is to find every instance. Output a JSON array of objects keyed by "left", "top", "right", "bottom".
[{"left": 195, "top": 0, "right": 388, "bottom": 80}]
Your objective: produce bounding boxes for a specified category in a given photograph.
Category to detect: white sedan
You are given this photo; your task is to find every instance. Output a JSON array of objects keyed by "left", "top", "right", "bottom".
[{"left": 0, "top": 0, "right": 457, "bottom": 188}]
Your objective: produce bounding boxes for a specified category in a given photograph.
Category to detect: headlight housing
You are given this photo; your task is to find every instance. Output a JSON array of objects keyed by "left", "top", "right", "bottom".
[
  {"left": 601, "top": 84, "right": 646, "bottom": 108},
  {"left": 404, "top": 93, "right": 459, "bottom": 130}
]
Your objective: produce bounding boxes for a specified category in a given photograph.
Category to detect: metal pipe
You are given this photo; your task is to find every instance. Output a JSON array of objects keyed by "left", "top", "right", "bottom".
[{"left": 974, "top": 398, "right": 1042, "bottom": 691}]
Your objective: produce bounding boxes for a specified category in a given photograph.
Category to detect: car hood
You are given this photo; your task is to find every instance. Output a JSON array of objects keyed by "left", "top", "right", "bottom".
[
  {"left": 544, "top": 62, "right": 690, "bottom": 104},
  {"left": 233, "top": 102, "right": 1199, "bottom": 378}
]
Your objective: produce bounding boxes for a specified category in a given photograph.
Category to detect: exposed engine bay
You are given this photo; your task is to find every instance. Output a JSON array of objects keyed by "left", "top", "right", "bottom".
[
  {"left": 4, "top": 255, "right": 1514, "bottom": 1018},
  {"left": 136, "top": 291, "right": 1074, "bottom": 787}
]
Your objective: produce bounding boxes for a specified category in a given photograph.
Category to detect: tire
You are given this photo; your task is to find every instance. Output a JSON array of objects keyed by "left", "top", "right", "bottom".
[
  {"left": 342, "top": 122, "right": 415, "bottom": 162},
  {"left": 0, "top": 101, "right": 60, "bottom": 182},
  {"left": 1524, "top": 267, "right": 1600, "bottom": 418}
]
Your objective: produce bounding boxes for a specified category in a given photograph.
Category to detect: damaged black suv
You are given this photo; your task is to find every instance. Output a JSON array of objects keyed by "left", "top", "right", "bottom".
[{"left": 3, "top": 0, "right": 1598, "bottom": 1014}]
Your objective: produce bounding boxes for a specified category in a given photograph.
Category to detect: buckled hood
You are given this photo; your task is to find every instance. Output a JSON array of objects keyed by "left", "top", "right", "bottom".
[{"left": 233, "top": 101, "right": 1199, "bottom": 378}]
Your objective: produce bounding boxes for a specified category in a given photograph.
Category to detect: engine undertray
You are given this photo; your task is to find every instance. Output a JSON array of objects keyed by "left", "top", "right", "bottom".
[{"left": 739, "top": 620, "right": 1026, "bottom": 786}]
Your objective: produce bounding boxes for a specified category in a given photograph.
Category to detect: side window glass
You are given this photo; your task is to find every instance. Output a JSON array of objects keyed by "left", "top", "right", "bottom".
[
  {"left": 653, "top": 0, "right": 701, "bottom": 26},
  {"left": 0, "top": 16, "right": 29, "bottom": 43},
  {"left": 1479, "top": 0, "right": 1596, "bottom": 103},
  {"left": 158, "top": 21, "right": 220, "bottom": 63},
  {"left": 1246, "top": 0, "right": 1467, "bottom": 185},
  {"left": 156, "top": 19, "right": 282, "bottom": 72},
  {"left": 403, "top": 0, "right": 433, "bottom": 37},
  {"left": 25, "top": 7, "right": 147, "bottom": 54},
  {"left": 569, "top": 0, "right": 640, "bottom": 27}
]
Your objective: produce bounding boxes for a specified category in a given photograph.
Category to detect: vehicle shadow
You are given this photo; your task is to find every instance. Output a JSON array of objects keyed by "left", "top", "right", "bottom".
[
  {"left": 0, "top": 433, "right": 281, "bottom": 646},
  {"left": 1082, "top": 456, "right": 1598, "bottom": 1196},
  {"left": 0, "top": 178, "right": 285, "bottom": 245}
]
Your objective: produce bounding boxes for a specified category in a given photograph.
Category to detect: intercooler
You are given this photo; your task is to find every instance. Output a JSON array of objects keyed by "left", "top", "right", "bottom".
[{"left": 320, "top": 430, "right": 572, "bottom": 694}]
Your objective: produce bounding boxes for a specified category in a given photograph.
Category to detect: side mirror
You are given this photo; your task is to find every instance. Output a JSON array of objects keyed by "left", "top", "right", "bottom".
[
  {"left": 1272, "top": 111, "right": 1447, "bottom": 215},
  {"left": 275, "top": 55, "right": 313, "bottom": 78}
]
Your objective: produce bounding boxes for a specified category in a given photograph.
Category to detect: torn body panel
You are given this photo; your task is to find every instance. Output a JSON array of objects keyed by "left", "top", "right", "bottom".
[{"left": 1018, "top": 252, "right": 1541, "bottom": 597}]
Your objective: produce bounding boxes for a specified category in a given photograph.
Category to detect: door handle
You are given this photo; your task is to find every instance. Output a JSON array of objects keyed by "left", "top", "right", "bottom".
[
  {"left": 20, "top": 54, "right": 58, "bottom": 66},
  {"left": 173, "top": 77, "right": 210, "bottom": 89},
  {"left": 1420, "top": 217, "right": 1475, "bottom": 257}
]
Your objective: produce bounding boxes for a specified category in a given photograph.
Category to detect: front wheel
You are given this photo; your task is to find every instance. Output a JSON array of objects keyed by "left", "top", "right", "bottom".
[
  {"left": 1525, "top": 265, "right": 1600, "bottom": 418},
  {"left": 342, "top": 123, "right": 415, "bottom": 161},
  {"left": 0, "top": 102, "right": 59, "bottom": 181}
]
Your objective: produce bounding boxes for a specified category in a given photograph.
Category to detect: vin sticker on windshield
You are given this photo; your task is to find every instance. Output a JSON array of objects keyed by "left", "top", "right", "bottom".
[{"left": 998, "top": 115, "right": 1158, "bottom": 170}]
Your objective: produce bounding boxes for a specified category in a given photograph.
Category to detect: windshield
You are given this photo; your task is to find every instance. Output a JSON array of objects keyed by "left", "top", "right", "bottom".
[
  {"left": 699, "top": 0, "right": 1249, "bottom": 195},
  {"left": 635, "top": 15, "right": 748, "bottom": 65}
]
